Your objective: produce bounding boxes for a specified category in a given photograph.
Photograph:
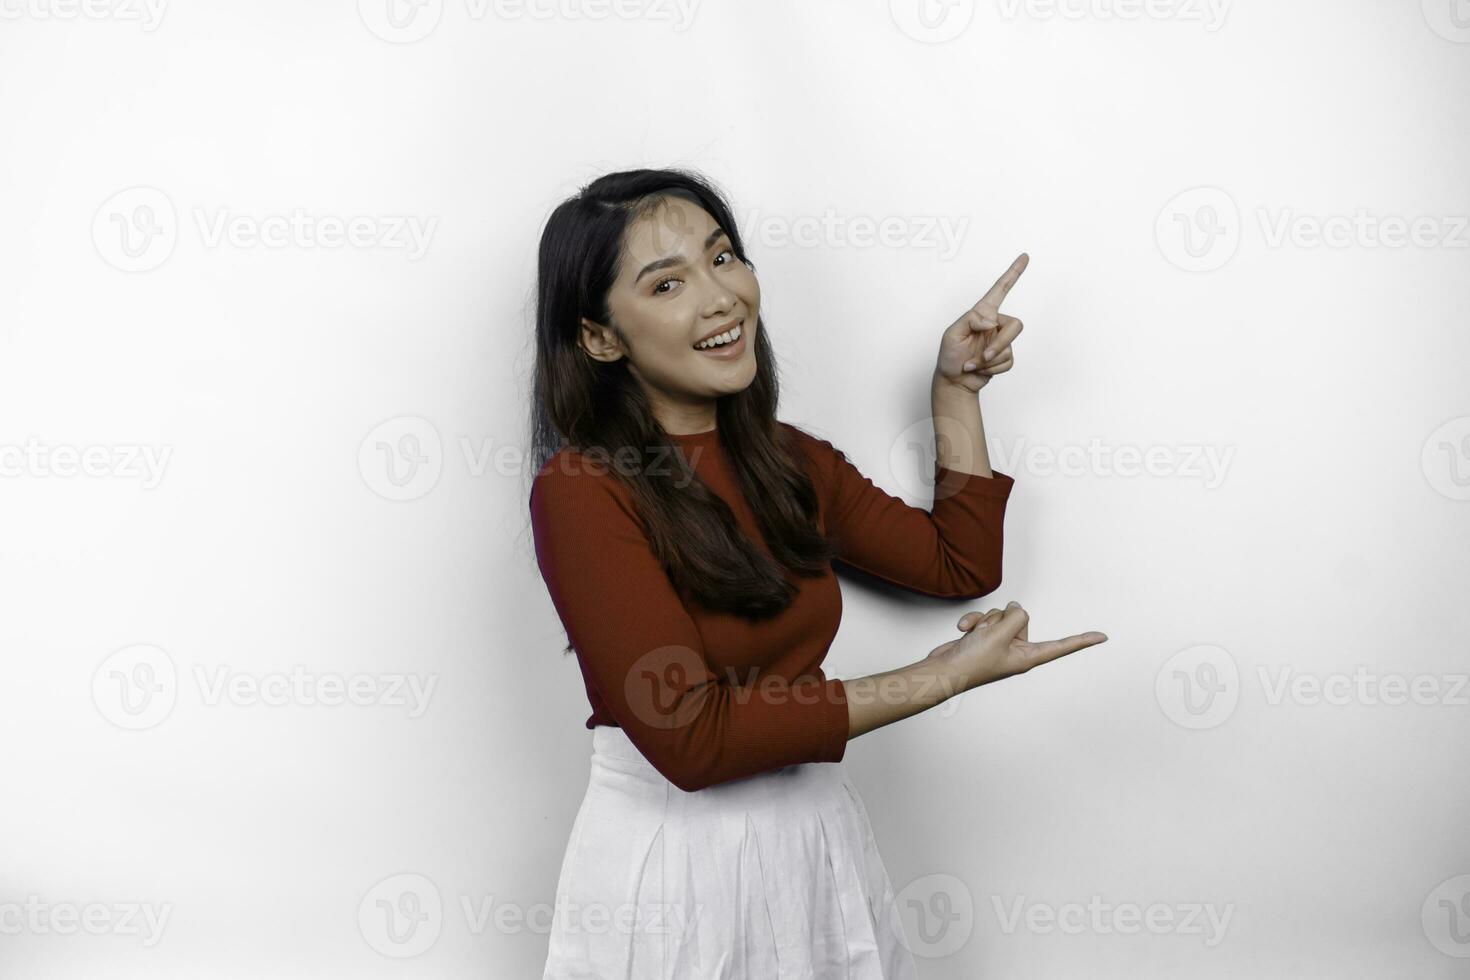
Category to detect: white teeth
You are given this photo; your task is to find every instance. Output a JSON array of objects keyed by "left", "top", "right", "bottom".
[{"left": 695, "top": 323, "right": 742, "bottom": 350}]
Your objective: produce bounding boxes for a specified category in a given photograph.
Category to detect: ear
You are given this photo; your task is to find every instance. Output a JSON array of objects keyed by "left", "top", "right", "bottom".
[{"left": 578, "top": 316, "right": 624, "bottom": 363}]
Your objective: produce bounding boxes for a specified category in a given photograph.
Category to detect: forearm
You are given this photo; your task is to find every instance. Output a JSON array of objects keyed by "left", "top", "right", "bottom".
[
  {"left": 843, "top": 654, "right": 969, "bottom": 740},
  {"left": 931, "top": 371, "right": 993, "bottom": 478}
]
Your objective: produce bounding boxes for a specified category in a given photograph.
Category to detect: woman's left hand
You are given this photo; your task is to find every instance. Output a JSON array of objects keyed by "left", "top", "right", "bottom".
[{"left": 934, "top": 252, "right": 1028, "bottom": 393}]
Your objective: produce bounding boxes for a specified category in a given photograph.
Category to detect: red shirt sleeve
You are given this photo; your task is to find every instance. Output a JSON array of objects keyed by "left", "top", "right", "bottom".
[
  {"left": 529, "top": 455, "right": 850, "bottom": 793},
  {"left": 785, "top": 423, "right": 1015, "bottom": 600}
]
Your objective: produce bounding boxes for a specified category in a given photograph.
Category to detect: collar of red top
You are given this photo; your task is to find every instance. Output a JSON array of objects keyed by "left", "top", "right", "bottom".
[{"left": 667, "top": 428, "right": 719, "bottom": 444}]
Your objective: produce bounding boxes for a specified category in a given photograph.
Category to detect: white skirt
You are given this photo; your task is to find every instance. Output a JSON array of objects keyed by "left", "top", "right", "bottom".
[{"left": 541, "top": 725, "right": 920, "bottom": 979}]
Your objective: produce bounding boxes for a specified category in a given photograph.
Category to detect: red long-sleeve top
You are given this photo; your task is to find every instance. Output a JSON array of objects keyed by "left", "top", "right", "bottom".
[{"left": 528, "top": 421, "right": 1014, "bottom": 792}]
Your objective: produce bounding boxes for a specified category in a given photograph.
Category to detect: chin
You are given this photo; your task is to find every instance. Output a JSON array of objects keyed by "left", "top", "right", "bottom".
[{"left": 709, "top": 366, "right": 757, "bottom": 394}]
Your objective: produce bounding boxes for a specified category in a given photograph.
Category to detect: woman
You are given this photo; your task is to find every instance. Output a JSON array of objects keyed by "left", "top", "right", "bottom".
[{"left": 527, "top": 168, "right": 1107, "bottom": 978}]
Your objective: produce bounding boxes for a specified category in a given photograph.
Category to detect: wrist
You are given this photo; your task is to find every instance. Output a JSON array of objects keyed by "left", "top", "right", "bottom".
[
  {"left": 925, "top": 648, "right": 975, "bottom": 699},
  {"left": 931, "top": 370, "right": 978, "bottom": 398}
]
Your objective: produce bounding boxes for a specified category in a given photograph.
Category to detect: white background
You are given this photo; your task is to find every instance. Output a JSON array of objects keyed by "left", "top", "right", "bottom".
[{"left": 2, "top": 0, "right": 1468, "bottom": 976}]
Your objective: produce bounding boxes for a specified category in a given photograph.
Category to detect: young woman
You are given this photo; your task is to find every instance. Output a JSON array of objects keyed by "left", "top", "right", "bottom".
[{"left": 527, "top": 168, "right": 1107, "bottom": 979}]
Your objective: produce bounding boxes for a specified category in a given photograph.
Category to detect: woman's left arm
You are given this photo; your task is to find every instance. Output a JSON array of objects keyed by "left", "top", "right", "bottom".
[
  {"left": 781, "top": 253, "right": 1032, "bottom": 600},
  {"left": 930, "top": 252, "right": 1029, "bottom": 479}
]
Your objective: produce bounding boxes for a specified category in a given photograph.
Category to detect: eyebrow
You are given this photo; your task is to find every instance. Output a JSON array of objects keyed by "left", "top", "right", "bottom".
[{"left": 633, "top": 227, "right": 729, "bottom": 284}]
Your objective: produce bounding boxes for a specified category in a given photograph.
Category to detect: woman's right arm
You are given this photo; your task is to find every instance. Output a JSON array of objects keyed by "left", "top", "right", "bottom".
[
  {"left": 843, "top": 654, "right": 970, "bottom": 739},
  {"left": 531, "top": 455, "right": 1106, "bottom": 773},
  {"left": 530, "top": 459, "right": 852, "bottom": 792},
  {"left": 846, "top": 604, "right": 1109, "bottom": 740}
]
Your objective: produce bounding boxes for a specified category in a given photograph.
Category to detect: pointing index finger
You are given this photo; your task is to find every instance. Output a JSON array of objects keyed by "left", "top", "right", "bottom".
[
  {"left": 976, "top": 252, "right": 1029, "bottom": 313},
  {"left": 1028, "top": 631, "right": 1109, "bottom": 669}
]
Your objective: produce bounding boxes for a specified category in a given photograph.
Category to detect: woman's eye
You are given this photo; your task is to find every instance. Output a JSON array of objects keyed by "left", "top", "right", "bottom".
[{"left": 653, "top": 249, "right": 737, "bottom": 295}]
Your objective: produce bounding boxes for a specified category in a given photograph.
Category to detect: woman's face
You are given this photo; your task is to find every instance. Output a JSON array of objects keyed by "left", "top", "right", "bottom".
[{"left": 579, "top": 196, "right": 760, "bottom": 434}]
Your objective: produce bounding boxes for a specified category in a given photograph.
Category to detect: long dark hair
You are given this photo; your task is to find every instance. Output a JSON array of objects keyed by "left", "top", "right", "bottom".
[{"left": 527, "top": 167, "right": 839, "bottom": 637}]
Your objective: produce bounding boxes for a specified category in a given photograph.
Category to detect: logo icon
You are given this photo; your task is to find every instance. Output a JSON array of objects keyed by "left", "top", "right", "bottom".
[
  {"left": 358, "top": 873, "right": 443, "bottom": 957},
  {"left": 1156, "top": 644, "right": 1239, "bottom": 730},
  {"left": 889, "top": 0, "right": 976, "bottom": 43},
  {"left": 1155, "top": 187, "right": 1240, "bottom": 272},
  {"left": 1423, "top": 0, "right": 1470, "bottom": 42},
  {"left": 622, "top": 645, "right": 709, "bottom": 730},
  {"left": 1421, "top": 416, "right": 1470, "bottom": 501},
  {"left": 93, "top": 187, "right": 177, "bottom": 272},
  {"left": 892, "top": 872, "right": 974, "bottom": 958},
  {"left": 359, "top": 416, "right": 444, "bottom": 501},
  {"left": 92, "top": 643, "right": 178, "bottom": 730},
  {"left": 1422, "top": 874, "right": 1470, "bottom": 957},
  {"left": 358, "top": 0, "right": 443, "bottom": 43}
]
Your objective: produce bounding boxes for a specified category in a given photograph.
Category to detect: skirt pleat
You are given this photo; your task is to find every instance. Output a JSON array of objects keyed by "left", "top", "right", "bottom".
[{"left": 542, "top": 726, "right": 919, "bottom": 980}]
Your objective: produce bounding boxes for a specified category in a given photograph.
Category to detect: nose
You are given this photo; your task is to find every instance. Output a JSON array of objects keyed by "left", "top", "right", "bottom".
[{"left": 700, "top": 281, "right": 737, "bottom": 319}]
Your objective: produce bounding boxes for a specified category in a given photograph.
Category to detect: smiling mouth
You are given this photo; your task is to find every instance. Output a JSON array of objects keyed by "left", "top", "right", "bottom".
[{"left": 693, "top": 320, "right": 744, "bottom": 350}]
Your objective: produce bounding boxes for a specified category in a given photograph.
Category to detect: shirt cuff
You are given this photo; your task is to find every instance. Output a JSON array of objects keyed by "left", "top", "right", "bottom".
[
  {"left": 816, "top": 676, "right": 850, "bottom": 764},
  {"left": 934, "top": 465, "right": 1016, "bottom": 501}
]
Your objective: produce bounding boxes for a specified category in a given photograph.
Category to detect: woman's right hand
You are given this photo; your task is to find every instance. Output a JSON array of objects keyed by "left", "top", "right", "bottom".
[{"left": 927, "top": 601, "right": 1108, "bottom": 693}]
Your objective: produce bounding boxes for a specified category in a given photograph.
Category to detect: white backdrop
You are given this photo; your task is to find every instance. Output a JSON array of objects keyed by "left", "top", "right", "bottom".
[{"left": 2, "top": 1, "right": 1468, "bottom": 977}]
